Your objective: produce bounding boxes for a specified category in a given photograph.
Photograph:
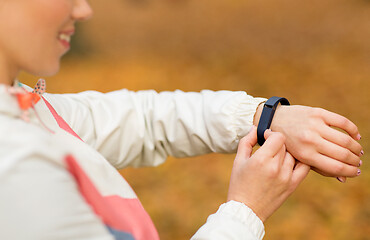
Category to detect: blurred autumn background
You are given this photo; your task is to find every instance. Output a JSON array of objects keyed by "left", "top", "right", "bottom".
[{"left": 22, "top": 0, "right": 370, "bottom": 239}]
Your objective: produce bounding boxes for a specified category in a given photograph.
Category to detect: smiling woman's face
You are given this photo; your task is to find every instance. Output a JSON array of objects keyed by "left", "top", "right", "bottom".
[{"left": 0, "top": 0, "right": 93, "bottom": 82}]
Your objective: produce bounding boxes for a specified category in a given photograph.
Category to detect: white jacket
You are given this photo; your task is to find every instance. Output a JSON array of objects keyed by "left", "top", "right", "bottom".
[{"left": 0, "top": 83, "right": 266, "bottom": 240}]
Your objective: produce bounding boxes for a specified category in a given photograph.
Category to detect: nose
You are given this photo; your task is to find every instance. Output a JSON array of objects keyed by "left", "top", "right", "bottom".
[{"left": 72, "top": 0, "right": 94, "bottom": 21}]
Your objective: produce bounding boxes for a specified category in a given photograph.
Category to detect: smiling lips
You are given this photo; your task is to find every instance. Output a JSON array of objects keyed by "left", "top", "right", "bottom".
[{"left": 58, "top": 30, "right": 74, "bottom": 49}]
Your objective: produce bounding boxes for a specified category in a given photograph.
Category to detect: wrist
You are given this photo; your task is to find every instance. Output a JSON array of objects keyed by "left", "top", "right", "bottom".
[
  {"left": 227, "top": 192, "right": 267, "bottom": 222},
  {"left": 256, "top": 97, "right": 290, "bottom": 145},
  {"left": 270, "top": 105, "right": 289, "bottom": 132},
  {"left": 253, "top": 102, "right": 264, "bottom": 126}
]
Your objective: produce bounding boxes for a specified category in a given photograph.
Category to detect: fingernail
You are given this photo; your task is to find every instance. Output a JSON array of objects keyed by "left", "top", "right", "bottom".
[
  {"left": 359, "top": 160, "right": 363, "bottom": 167},
  {"left": 360, "top": 150, "right": 364, "bottom": 156},
  {"left": 337, "top": 177, "right": 346, "bottom": 183},
  {"left": 357, "top": 134, "right": 361, "bottom": 140},
  {"left": 357, "top": 169, "right": 361, "bottom": 176}
]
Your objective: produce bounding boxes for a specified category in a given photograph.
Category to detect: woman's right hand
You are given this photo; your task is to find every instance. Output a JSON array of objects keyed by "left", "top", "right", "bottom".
[{"left": 227, "top": 127, "right": 310, "bottom": 222}]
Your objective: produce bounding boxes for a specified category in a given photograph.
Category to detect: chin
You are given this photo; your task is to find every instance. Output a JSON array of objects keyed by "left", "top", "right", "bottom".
[{"left": 28, "top": 64, "right": 61, "bottom": 78}]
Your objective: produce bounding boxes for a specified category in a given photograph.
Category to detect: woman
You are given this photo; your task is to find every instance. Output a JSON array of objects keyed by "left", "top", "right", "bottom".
[{"left": 0, "top": 0, "right": 363, "bottom": 239}]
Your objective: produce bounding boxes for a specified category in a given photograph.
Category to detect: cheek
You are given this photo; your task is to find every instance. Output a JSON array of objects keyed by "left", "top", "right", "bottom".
[
  {"left": 6, "top": 0, "right": 72, "bottom": 38},
  {"left": 0, "top": 0, "right": 74, "bottom": 77},
  {"left": 36, "top": 0, "right": 72, "bottom": 28},
  {"left": 5, "top": 0, "right": 73, "bottom": 76},
  {"left": 29, "top": 1, "right": 72, "bottom": 45}
]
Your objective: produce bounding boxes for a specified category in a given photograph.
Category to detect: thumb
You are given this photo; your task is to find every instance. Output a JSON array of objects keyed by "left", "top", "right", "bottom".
[{"left": 237, "top": 126, "right": 258, "bottom": 158}]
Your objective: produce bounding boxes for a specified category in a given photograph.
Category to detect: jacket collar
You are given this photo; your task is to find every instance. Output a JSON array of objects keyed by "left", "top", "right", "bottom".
[
  {"left": 0, "top": 81, "right": 61, "bottom": 133},
  {"left": 0, "top": 84, "right": 24, "bottom": 119}
]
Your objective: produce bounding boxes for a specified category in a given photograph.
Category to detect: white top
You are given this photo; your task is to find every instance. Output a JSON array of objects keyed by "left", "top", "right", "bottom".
[{"left": 0, "top": 84, "right": 266, "bottom": 240}]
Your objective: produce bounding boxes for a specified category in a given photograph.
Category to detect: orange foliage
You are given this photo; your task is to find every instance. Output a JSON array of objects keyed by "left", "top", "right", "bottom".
[{"left": 21, "top": 0, "right": 370, "bottom": 239}]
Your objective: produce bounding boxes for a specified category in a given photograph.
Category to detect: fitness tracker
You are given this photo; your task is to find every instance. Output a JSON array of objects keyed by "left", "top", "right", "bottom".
[{"left": 257, "top": 97, "right": 290, "bottom": 146}]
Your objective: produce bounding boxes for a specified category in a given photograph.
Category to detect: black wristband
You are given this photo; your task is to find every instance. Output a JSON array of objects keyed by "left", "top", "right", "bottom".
[{"left": 257, "top": 97, "right": 290, "bottom": 146}]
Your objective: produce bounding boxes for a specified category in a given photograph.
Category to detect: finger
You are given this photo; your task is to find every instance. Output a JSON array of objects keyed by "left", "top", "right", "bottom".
[
  {"left": 311, "top": 167, "right": 347, "bottom": 183},
  {"left": 317, "top": 138, "right": 361, "bottom": 167},
  {"left": 279, "top": 152, "right": 295, "bottom": 181},
  {"left": 274, "top": 143, "right": 287, "bottom": 166},
  {"left": 311, "top": 166, "right": 330, "bottom": 177},
  {"left": 260, "top": 130, "right": 286, "bottom": 157},
  {"left": 337, "top": 177, "right": 347, "bottom": 183},
  {"left": 291, "top": 162, "right": 310, "bottom": 187},
  {"left": 321, "top": 126, "right": 363, "bottom": 156},
  {"left": 237, "top": 126, "right": 258, "bottom": 159},
  {"left": 320, "top": 109, "right": 361, "bottom": 140},
  {"left": 282, "top": 152, "right": 296, "bottom": 172},
  {"left": 308, "top": 153, "right": 360, "bottom": 177}
]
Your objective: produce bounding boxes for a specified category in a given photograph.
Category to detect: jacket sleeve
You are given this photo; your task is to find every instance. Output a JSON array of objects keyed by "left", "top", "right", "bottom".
[
  {"left": 191, "top": 201, "right": 265, "bottom": 240},
  {"left": 43, "top": 89, "right": 266, "bottom": 169}
]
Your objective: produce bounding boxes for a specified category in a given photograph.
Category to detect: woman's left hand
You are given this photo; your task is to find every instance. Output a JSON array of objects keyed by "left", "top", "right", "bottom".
[{"left": 254, "top": 104, "right": 363, "bottom": 179}]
